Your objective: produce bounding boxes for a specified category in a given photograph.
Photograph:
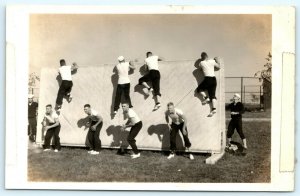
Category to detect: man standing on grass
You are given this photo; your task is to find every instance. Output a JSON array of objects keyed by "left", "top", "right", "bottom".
[
  {"left": 138, "top": 51, "right": 162, "bottom": 111},
  {"left": 28, "top": 94, "right": 38, "bottom": 142},
  {"left": 226, "top": 93, "right": 248, "bottom": 149},
  {"left": 112, "top": 56, "right": 135, "bottom": 115},
  {"left": 165, "top": 102, "right": 194, "bottom": 160},
  {"left": 55, "top": 59, "right": 78, "bottom": 112},
  {"left": 121, "top": 103, "right": 143, "bottom": 159},
  {"left": 43, "top": 104, "right": 61, "bottom": 152},
  {"left": 84, "top": 104, "right": 103, "bottom": 155},
  {"left": 195, "top": 52, "right": 220, "bottom": 117}
]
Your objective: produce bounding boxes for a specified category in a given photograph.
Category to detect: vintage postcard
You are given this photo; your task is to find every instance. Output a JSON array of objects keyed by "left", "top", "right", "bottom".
[{"left": 5, "top": 5, "right": 295, "bottom": 191}]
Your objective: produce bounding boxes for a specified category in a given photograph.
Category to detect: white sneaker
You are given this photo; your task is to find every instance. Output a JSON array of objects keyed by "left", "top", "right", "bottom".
[
  {"left": 167, "top": 153, "right": 175, "bottom": 159},
  {"left": 88, "top": 150, "right": 94, "bottom": 154},
  {"left": 90, "top": 151, "right": 99, "bottom": 155},
  {"left": 113, "top": 111, "right": 117, "bottom": 115},
  {"left": 54, "top": 149, "right": 59, "bottom": 153},
  {"left": 208, "top": 110, "right": 217, "bottom": 117},
  {"left": 68, "top": 96, "right": 73, "bottom": 103},
  {"left": 43, "top": 148, "right": 51, "bottom": 152},
  {"left": 202, "top": 98, "right": 210, "bottom": 105},
  {"left": 131, "top": 153, "right": 141, "bottom": 159},
  {"left": 189, "top": 154, "right": 194, "bottom": 160},
  {"left": 153, "top": 103, "right": 161, "bottom": 111},
  {"left": 148, "top": 88, "right": 153, "bottom": 93}
]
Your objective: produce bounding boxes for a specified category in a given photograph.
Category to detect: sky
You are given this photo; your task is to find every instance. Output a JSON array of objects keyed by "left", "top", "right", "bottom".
[{"left": 30, "top": 14, "right": 271, "bottom": 77}]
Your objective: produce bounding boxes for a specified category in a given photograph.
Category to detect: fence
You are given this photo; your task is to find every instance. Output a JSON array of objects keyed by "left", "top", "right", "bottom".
[{"left": 225, "top": 77, "right": 264, "bottom": 110}]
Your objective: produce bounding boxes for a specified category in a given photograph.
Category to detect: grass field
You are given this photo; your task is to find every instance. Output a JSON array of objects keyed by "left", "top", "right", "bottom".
[{"left": 28, "top": 121, "right": 270, "bottom": 183}]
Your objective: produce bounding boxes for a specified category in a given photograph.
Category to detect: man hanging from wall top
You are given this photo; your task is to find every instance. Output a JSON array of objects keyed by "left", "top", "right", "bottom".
[
  {"left": 195, "top": 52, "right": 221, "bottom": 117},
  {"left": 28, "top": 94, "right": 38, "bottom": 142},
  {"left": 55, "top": 59, "right": 78, "bottom": 113},
  {"left": 138, "top": 51, "right": 162, "bottom": 111},
  {"left": 112, "top": 56, "right": 135, "bottom": 116}
]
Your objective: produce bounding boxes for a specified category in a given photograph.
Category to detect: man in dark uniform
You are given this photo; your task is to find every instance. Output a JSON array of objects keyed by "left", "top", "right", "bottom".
[
  {"left": 28, "top": 94, "right": 38, "bottom": 142},
  {"left": 226, "top": 93, "right": 248, "bottom": 149}
]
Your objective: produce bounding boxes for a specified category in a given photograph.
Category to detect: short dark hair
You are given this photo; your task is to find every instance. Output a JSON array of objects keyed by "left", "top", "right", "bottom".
[
  {"left": 60, "top": 59, "right": 66, "bottom": 66},
  {"left": 84, "top": 104, "right": 91, "bottom": 108},
  {"left": 146, "top": 51, "right": 152, "bottom": 57},
  {"left": 122, "top": 102, "right": 129, "bottom": 106},
  {"left": 200, "top": 52, "right": 208, "bottom": 61},
  {"left": 167, "top": 102, "right": 174, "bottom": 107},
  {"left": 46, "top": 104, "right": 52, "bottom": 108}
]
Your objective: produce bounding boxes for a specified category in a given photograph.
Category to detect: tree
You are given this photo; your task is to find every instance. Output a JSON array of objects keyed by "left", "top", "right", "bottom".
[
  {"left": 28, "top": 72, "right": 40, "bottom": 94},
  {"left": 254, "top": 52, "right": 272, "bottom": 82},
  {"left": 254, "top": 52, "right": 272, "bottom": 109}
]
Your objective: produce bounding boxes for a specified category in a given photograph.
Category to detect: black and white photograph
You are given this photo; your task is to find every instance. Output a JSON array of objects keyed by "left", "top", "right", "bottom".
[{"left": 5, "top": 5, "right": 295, "bottom": 191}]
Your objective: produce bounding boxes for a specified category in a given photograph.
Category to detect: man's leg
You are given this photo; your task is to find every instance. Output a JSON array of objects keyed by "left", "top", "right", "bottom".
[
  {"left": 87, "top": 128, "right": 95, "bottom": 151},
  {"left": 53, "top": 125, "right": 61, "bottom": 151},
  {"left": 29, "top": 118, "right": 37, "bottom": 142},
  {"left": 179, "top": 124, "right": 192, "bottom": 149},
  {"left": 226, "top": 120, "right": 235, "bottom": 146},
  {"left": 123, "top": 83, "right": 133, "bottom": 108},
  {"left": 65, "top": 81, "right": 73, "bottom": 102},
  {"left": 236, "top": 119, "right": 247, "bottom": 149},
  {"left": 113, "top": 84, "right": 122, "bottom": 112},
  {"left": 93, "top": 122, "right": 103, "bottom": 152},
  {"left": 44, "top": 129, "right": 54, "bottom": 150},
  {"left": 56, "top": 81, "right": 67, "bottom": 109},
  {"left": 138, "top": 74, "right": 152, "bottom": 95},
  {"left": 207, "top": 78, "right": 217, "bottom": 116},
  {"left": 168, "top": 124, "right": 178, "bottom": 159},
  {"left": 152, "top": 71, "right": 161, "bottom": 109},
  {"left": 179, "top": 125, "right": 194, "bottom": 160},
  {"left": 127, "top": 121, "right": 142, "bottom": 155},
  {"left": 197, "top": 78, "right": 210, "bottom": 104}
]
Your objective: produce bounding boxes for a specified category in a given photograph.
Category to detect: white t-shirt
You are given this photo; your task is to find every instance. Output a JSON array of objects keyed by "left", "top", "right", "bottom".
[
  {"left": 166, "top": 108, "right": 184, "bottom": 125},
  {"left": 145, "top": 55, "right": 159, "bottom": 71},
  {"left": 200, "top": 59, "right": 219, "bottom": 77},
  {"left": 44, "top": 112, "right": 59, "bottom": 124},
  {"left": 88, "top": 109, "right": 100, "bottom": 122},
  {"left": 124, "top": 108, "right": 141, "bottom": 125},
  {"left": 116, "top": 62, "right": 130, "bottom": 84},
  {"left": 59, "top": 65, "right": 72, "bottom": 81}
]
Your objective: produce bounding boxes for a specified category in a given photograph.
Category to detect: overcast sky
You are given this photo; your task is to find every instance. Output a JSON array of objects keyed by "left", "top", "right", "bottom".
[{"left": 30, "top": 14, "right": 271, "bottom": 77}]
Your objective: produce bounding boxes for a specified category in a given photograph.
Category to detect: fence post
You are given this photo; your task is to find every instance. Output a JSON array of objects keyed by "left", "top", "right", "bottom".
[{"left": 241, "top": 77, "right": 244, "bottom": 103}]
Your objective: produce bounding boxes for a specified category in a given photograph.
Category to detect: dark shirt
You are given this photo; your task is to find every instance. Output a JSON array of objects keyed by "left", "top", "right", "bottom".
[
  {"left": 227, "top": 102, "right": 244, "bottom": 119},
  {"left": 28, "top": 102, "right": 38, "bottom": 118}
]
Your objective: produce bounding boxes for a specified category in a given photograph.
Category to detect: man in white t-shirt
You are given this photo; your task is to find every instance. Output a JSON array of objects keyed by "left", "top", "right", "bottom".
[
  {"left": 42, "top": 104, "right": 61, "bottom": 152},
  {"left": 121, "top": 103, "right": 143, "bottom": 159},
  {"left": 84, "top": 104, "right": 103, "bottom": 155},
  {"left": 55, "top": 59, "right": 78, "bottom": 112},
  {"left": 113, "top": 56, "right": 135, "bottom": 115},
  {"left": 195, "top": 52, "right": 221, "bottom": 117},
  {"left": 138, "top": 51, "right": 162, "bottom": 111},
  {"left": 165, "top": 102, "right": 194, "bottom": 160}
]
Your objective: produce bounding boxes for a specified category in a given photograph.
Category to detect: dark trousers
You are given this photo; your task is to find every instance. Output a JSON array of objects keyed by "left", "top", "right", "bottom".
[
  {"left": 56, "top": 80, "right": 73, "bottom": 105},
  {"left": 170, "top": 123, "right": 192, "bottom": 152},
  {"left": 127, "top": 121, "right": 143, "bottom": 154},
  {"left": 44, "top": 124, "right": 61, "bottom": 150},
  {"left": 138, "top": 70, "right": 161, "bottom": 96},
  {"left": 196, "top": 76, "right": 217, "bottom": 100},
  {"left": 227, "top": 118, "right": 245, "bottom": 139},
  {"left": 28, "top": 117, "right": 37, "bottom": 141},
  {"left": 114, "top": 83, "right": 133, "bottom": 111},
  {"left": 87, "top": 121, "right": 103, "bottom": 151}
]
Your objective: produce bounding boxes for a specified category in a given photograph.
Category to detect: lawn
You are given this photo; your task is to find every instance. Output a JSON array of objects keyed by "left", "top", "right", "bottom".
[{"left": 28, "top": 121, "right": 270, "bottom": 183}]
